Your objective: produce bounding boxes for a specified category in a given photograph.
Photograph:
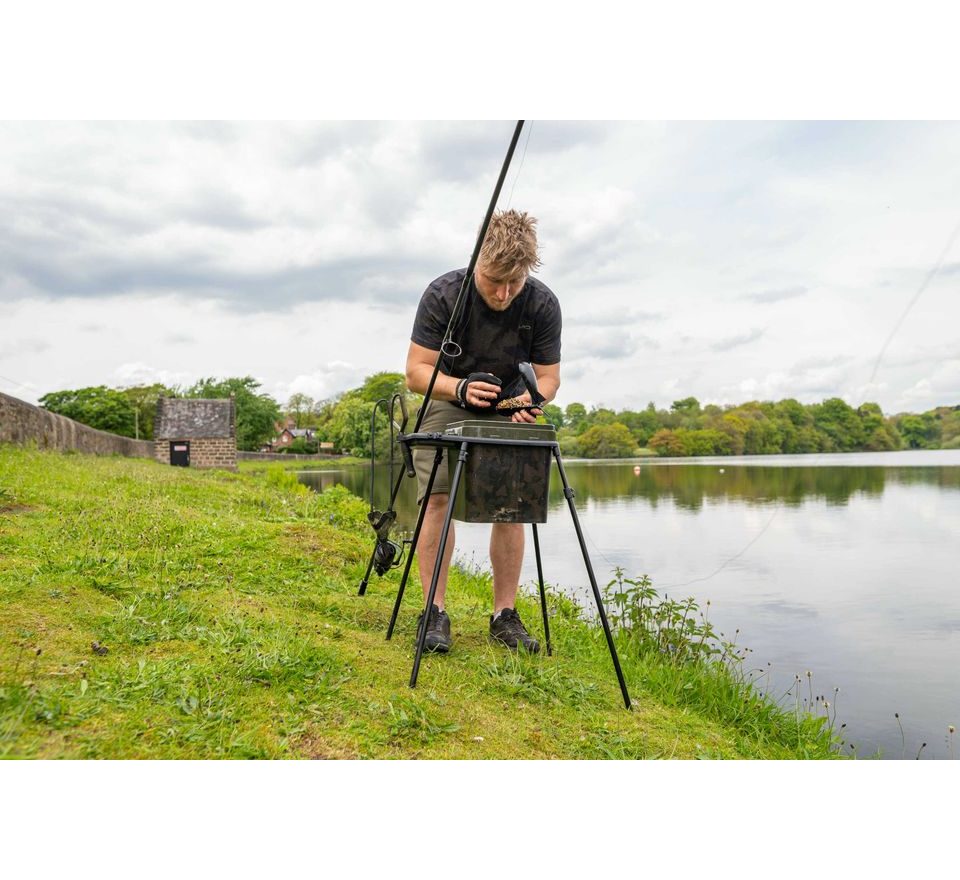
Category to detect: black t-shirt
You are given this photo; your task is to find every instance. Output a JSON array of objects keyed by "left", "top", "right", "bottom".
[{"left": 410, "top": 268, "right": 562, "bottom": 390}]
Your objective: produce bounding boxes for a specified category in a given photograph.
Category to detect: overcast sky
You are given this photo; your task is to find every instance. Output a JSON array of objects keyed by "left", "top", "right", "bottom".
[{"left": 1, "top": 120, "right": 958, "bottom": 414}]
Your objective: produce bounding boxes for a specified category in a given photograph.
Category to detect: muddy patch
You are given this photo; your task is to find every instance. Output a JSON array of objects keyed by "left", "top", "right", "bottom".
[
  {"left": 289, "top": 732, "right": 360, "bottom": 760},
  {"left": 0, "top": 504, "right": 35, "bottom": 515}
]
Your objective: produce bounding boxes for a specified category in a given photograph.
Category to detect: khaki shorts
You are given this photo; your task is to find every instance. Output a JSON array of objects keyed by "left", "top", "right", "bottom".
[{"left": 412, "top": 399, "right": 513, "bottom": 503}]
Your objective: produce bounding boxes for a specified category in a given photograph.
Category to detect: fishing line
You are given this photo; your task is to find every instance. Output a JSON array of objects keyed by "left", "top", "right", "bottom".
[
  {"left": 506, "top": 122, "right": 533, "bottom": 209},
  {"left": 577, "top": 513, "right": 621, "bottom": 573},
  {"left": 0, "top": 373, "right": 33, "bottom": 393},
  {"left": 658, "top": 503, "right": 781, "bottom": 589},
  {"left": 868, "top": 212, "right": 960, "bottom": 386},
  {"left": 569, "top": 486, "right": 781, "bottom": 591}
]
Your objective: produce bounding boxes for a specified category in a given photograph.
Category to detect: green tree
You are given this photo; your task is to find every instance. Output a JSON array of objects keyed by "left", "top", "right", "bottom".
[
  {"left": 121, "top": 383, "right": 174, "bottom": 440},
  {"left": 186, "top": 376, "right": 281, "bottom": 452},
  {"left": 896, "top": 413, "right": 938, "bottom": 449},
  {"left": 940, "top": 409, "right": 960, "bottom": 448},
  {"left": 356, "top": 372, "right": 408, "bottom": 403},
  {"left": 857, "top": 402, "right": 900, "bottom": 451},
  {"left": 671, "top": 397, "right": 701, "bottom": 427},
  {"left": 616, "top": 409, "right": 655, "bottom": 447},
  {"left": 557, "top": 427, "right": 582, "bottom": 457},
  {"left": 577, "top": 423, "right": 638, "bottom": 458},
  {"left": 326, "top": 396, "right": 377, "bottom": 456},
  {"left": 285, "top": 393, "right": 315, "bottom": 428},
  {"left": 649, "top": 428, "right": 686, "bottom": 457},
  {"left": 39, "top": 386, "right": 137, "bottom": 437},
  {"left": 811, "top": 398, "right": 865, "bottom": 451},
  {"left": 775, "top": 398, "right": 808, "bottom": 427},
  {"left": 564, "top": 402, "right": 588, "bottom": 434},
  {"left": 677, "top": 428, "right": 733, "bottom": 456},
  {"left": 540, "top": 403, "right": 564, "bottom": 429},
  {"left": 589, "top": 407, "right": 618, "bottom": 426}
]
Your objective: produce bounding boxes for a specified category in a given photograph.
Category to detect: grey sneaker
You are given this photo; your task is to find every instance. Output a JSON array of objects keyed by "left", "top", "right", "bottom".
[
  {"left": 416, "top": 604, "right": 452, "bottom": 653},
  {"left": 489, "top": 608, "right": 540, "bottom": 653}
]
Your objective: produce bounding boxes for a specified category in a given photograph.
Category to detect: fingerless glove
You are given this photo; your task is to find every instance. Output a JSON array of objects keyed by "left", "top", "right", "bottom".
[{"left": 455, "top": 372, "right": 502, "bottom": 412}]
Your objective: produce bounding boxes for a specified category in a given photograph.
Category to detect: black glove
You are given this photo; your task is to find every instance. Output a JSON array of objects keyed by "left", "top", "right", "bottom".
[
  {"left": 455, "top": 372, "right": 501, "bottom": 413},
  {"left": 493, "top": 363, "right": 546, "bottom": 414}
]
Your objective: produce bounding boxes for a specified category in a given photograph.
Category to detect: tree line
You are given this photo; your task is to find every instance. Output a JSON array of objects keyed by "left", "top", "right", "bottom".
[
  {"left": 37, "top": 377, "right": 959, "bottom": 457},
  {"left": 541, "top": 396, "right": 960, "bottom": 458}
]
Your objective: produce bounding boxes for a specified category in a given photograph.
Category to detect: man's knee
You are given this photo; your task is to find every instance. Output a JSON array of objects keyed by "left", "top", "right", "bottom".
[{"left": 425, "top": 494, "right": 449, "bottom": 515}]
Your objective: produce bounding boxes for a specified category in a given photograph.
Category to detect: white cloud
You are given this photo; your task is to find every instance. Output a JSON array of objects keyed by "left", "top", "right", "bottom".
[
  {"left": 2, "top": 121, "right": 960, "bottom": 415},
  {"left": 111, "top": 363, "right": 195, "bottom": 390}
]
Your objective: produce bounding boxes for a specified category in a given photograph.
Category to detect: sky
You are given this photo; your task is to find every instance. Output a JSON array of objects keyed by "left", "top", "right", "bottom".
[{"left": 1, "top": 119, "right": 958, "bottom": 415}]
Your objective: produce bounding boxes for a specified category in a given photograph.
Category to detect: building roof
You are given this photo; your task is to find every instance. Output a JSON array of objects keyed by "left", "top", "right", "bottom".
[{"left": 155, "top": 397, "right": 235, "bottom": 440}]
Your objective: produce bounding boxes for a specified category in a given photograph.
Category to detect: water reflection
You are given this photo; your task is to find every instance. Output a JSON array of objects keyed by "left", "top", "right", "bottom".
[
  {"left": 298, "top": 458, "right": 959, "bottom": 529},
  {"left": 298, "top": 453, "right": 960, "bottom": 759}
]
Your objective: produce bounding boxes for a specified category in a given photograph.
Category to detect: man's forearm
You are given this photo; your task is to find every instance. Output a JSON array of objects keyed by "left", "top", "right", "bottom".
[
  {"left": 537, "top": 376, "right": 560, "bottom": 405},
  {"left": 406, "top": 363, "right": 460, "bottom": 402}
]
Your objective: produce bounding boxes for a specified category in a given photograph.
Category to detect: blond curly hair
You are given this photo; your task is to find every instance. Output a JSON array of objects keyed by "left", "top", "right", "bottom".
[{"left": 479, "top": 209, "right": 542, "bottom": 276}]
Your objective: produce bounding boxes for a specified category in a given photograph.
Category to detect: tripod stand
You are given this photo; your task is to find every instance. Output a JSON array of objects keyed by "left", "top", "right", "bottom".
[{"left": 382, "top": 431, "right": 632, "bottom": 710}]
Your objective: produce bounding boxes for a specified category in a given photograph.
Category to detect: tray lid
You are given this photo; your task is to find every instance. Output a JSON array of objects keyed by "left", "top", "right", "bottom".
[{"left": 445, "top": 419, "right": 557, "bottom": 441}]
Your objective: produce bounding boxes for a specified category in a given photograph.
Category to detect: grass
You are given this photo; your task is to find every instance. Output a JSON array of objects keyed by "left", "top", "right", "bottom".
[
  {"left": 0, "top": 445, "right": 839, "bottom": 759},
  {"left": 237, "top": 456, "right": 366, "bottom": 474}
]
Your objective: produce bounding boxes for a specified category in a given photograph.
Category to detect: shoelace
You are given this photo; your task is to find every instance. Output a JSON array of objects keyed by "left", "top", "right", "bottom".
[{"left": 496, "top": 609, "right": 526, "bottom": 633}]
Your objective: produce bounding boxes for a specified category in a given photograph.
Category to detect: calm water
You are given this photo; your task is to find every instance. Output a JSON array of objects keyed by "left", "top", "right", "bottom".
[{"left": 298, "top": 450, "right": 960, "bottom": 759}]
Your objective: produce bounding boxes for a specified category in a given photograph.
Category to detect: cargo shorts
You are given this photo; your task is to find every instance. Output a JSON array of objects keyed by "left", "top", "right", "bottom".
[{"left": 412, "top": 399, "right": 513, "bottom": 503}]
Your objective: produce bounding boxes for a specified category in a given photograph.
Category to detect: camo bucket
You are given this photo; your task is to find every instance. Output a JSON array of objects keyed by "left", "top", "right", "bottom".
[{"left": 444, "top": 420, "right": 556, "bottom": 523}]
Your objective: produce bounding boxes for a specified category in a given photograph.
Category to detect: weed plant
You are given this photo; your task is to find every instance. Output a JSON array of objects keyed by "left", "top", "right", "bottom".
[{"left": 603, "top": 568, "right": 839, "bottom": 756}]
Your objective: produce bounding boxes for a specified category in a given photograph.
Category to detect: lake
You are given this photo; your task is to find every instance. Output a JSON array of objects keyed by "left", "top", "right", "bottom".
[{"left": 298, "top": 449, "right": 960, "bottom": 759}]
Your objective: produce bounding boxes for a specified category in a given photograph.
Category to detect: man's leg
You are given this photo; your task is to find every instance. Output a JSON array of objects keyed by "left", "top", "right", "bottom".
[
  {"left": 489, "top": 522, "right": 540, "bottom": 652},
  {"left": 418, "top": 493, "right": 456, "bottom": 610},
  {"left": 489, "top": 522, "right": 524, "bottom": 612}
]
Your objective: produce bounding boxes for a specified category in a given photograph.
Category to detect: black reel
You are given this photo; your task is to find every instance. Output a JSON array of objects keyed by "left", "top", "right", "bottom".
[
  {"left": 373, "top": 535, "right": 402, "bottom": 576},
  {"left": 368, "top": 508, "right": 403, "bottom": 576}
]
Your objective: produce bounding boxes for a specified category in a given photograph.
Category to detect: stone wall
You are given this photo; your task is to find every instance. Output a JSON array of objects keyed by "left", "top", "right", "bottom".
[
  {"left": 0, "top": 391, "right": 154, "bottom": 458},
  {"left": 154, "top": 437, "right": 237, "bottom": 470},
  {"left": 237, "top": 451, "right": 342, "bottom": 462}
]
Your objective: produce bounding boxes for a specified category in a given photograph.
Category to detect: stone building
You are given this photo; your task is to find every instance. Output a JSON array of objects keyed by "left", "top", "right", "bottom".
[{"left": 154, "top": 397, "right": 237, "bottom": 470}]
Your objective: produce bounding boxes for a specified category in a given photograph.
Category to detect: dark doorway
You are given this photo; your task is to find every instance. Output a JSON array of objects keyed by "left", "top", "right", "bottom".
[{"left": 170, "top": 441, "right": 190, "bottom": 467}]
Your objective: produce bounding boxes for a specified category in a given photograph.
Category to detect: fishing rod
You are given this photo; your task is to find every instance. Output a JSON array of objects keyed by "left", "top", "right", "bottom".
[
  {"left": 414, "top": 119, "right": 526, "bottom": 432},
  {"left": 357, "top": 120, "right": 526, "bottom": 595},
  {"left": 366, "top": 392, "right": 410, "bottom": 577}
]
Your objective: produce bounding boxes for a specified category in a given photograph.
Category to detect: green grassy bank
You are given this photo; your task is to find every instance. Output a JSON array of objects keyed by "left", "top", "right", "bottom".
[{"left": 0, "top": 445, "right": 837, "bottom": 759}]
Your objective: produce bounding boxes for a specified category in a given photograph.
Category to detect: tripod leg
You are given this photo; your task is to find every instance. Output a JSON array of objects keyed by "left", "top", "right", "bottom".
[
  {"left": 553, "top": 448, "right": 632, "bottom": 710},
  {"left": 410, "top": 442, "right": 468, "bottom": 688},
  {"left": 531, "top": 523, "right": 552, "bottom": 656},
  {"left": 387, "top": 448, "right": 443, "bottom": 640}
]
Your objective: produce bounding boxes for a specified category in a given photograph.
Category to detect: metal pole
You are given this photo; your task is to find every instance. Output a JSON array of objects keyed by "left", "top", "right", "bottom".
[
  {"left": 531, "top": 523, "right": 552, "bottom": 656},
  {"left": 386, "top": 448, "right": 444, "bottom": 640},
  {"left": 553, "top": 447, "right": 632, "bottom": 710},
  {"left": 410, "top": 441, "right": 468, "bottom": 688}
]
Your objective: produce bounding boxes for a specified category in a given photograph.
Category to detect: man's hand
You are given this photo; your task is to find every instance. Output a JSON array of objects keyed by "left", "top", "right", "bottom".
[
  {"left": 508, "top": 392, "right": 543, "bottom": 423},
  {"left": 456, "top": 373, "right": 502, "bottom": 411}
]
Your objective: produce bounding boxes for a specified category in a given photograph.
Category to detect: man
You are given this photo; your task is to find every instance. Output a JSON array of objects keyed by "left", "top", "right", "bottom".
[{"left": 405, "top": 209, "right": 561, "bottom": 654}]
